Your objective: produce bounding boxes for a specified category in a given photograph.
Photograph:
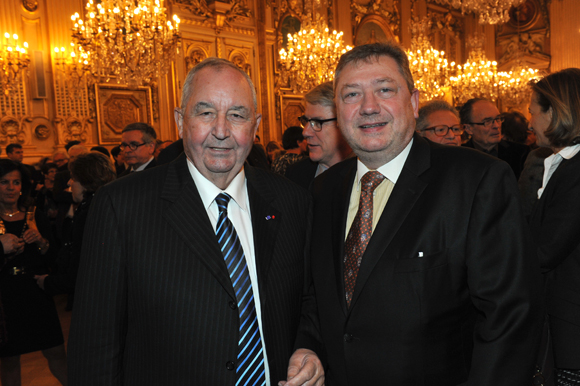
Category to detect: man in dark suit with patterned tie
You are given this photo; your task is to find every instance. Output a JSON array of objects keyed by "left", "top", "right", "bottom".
[
  {"left": 68, "top": 58, "right": 323, "bottom": 386},
  {"left": 294, "top": 42, "right": 543, "bottom": 385}
]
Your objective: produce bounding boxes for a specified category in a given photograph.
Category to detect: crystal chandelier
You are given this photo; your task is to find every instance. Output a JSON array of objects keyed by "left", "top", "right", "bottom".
[
  {"left": 53, "top": 44, "right": 95, "bottom": 98},
  {"left": 450, "top": 35, "right": 498, "bottom": 105},
  {"left": 430, "top": 0, "right": 526, "bottom": 25},
  {"left": 407, "top": 18, "right": 453, "bottom": 103},
  {"left": 498, "top": 66, "right": 541, "bottom": 107},
  {"left": 70, "top": 0, "right": 181, "bottom": 88},
  {"left": 0, "top": 33, "right": 30, "bottom": 95},
  {"left": 279, "top": 14, "right": 352, "bottom": 94}
]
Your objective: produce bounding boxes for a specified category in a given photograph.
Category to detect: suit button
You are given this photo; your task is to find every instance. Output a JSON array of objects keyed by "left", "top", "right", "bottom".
[
  {"left": 229, "top": 301, "right": 237, "bottom": 310},
  {"left": 344, "top": 333, "right": 353, "bottom": 342},
  {"left": 226, "top": 361, "right": 235, "bottom": 371}
]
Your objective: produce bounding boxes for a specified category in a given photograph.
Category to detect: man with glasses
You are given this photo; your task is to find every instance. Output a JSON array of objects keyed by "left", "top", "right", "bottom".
[
  {"left": 416, "top": 100, "right": 462, "bottom": 146},
  {"left": 118, "top": 122, "right": 158, "bottom": 176},
  {"left": 460, "top": 98, "right": 530, "bottom": 178},
  {"left": 286, "top": 82, "right": 353, "bottom": 189}
]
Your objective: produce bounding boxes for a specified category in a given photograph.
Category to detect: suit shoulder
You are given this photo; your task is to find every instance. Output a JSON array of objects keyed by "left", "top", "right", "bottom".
[
  {"left": 248, "top": 166, "right": 311, "bottom": 201},
  {"left": 100, "top": 162, "right": 169, "bottom": 197}
]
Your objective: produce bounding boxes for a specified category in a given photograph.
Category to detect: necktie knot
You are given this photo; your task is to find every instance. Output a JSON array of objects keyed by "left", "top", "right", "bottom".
[
  {"left": 361, "top": 171, "right": 385, "bottom": 194},
  {"left": 215, "top": 193, "right": 231, "bottom": 215}
]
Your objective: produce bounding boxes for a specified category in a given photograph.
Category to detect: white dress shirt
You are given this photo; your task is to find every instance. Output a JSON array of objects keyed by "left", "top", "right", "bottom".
[{"left": 186, "top": 158, "right": 271, "bottom": 385}]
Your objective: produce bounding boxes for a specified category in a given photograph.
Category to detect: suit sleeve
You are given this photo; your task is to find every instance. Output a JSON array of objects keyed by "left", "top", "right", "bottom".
[
  {"left": 68, "top": 189, "right": 127, "bottom": 385},
  {"left": 465, "top": 161, "right": 543, "bottom": 386}
]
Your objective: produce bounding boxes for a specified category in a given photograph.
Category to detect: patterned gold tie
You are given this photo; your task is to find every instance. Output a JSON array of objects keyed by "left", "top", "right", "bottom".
[{"left": 344, "top": 171, "right": 385, "bottom": 308}]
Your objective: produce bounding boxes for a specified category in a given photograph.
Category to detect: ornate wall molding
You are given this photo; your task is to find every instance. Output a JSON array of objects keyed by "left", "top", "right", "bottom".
[
  {"left": 351, "top": 0, "right": 401, "bottom": 39},
  {"left": 183, "top": 39, "right": 212, "bottom": 73},
  {"left": 0, "top": 116, "right": 26, "bottom": 145},
  {"left": 53, "top": 116, "right": 92, "bottom": 144},
  {"left": 174, "top": 0, "right": 253, "bottom": 33}
]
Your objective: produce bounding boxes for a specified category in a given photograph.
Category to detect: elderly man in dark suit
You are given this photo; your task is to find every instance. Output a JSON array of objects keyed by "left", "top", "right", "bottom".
[
  {"left": 460, "top": 98, "right": 530, "bottom": 179},
  {"left": 68, "top": 58, "right": 323, "bottom": 386},
  {"left": 293, "top": 42, "right": 543, "bottom": 385}
]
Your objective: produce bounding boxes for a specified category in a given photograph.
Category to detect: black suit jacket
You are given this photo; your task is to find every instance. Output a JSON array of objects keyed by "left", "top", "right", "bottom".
[
  {"left": 68, "top": 154, "right": 312, "bottom": 385},
  {"left": 118, "top": 157, "right": 158, "bottom": 178},
  {"left": 463, "top": 138, "right": 530, "bottom": 180},
  {"left": 529, "top": 150, "right": 580, "bottom": 368},
  {"left": 297, "top": 135, "right": 542, "bottom": 386},
  {"left": 285, "top": 158, "right": 318, "bottom": 190}
]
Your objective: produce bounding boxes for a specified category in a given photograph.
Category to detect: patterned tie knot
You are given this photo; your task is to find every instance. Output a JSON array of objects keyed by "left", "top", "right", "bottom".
[
  {"left": 361, "top": 171, "right": 385, "bottom": 194},
  {"left": 215, "top": 193, "right": 232, "bottom": 215}
]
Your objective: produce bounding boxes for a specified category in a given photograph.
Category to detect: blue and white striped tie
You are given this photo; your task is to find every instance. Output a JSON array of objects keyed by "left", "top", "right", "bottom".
[{"left": 215, "top": 193, "right": 266, "bottom": 386}]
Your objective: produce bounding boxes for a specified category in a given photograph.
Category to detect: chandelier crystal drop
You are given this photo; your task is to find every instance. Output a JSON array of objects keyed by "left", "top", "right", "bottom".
[
  {"left": 0, "top": 33, "right": 30, "bottom": 95},
  {"left": 430, "top": 0, "right": 526, "bottom": 25},
  {"left": 279, "top": 14, "right": 352, "bottom": 94},
  {"left": 70, "top": 0, "right": 181, "bottom": 88}
]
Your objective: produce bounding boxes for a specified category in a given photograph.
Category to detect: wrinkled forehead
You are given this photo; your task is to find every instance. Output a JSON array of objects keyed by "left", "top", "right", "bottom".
[{"left": 188, "top": 66, "right": 257, "bottom": 112}]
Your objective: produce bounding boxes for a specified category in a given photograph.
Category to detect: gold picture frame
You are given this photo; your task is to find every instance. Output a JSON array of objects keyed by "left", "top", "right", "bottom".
[{"left": 95, "top": 84, "right": 153, "bottom": 144}]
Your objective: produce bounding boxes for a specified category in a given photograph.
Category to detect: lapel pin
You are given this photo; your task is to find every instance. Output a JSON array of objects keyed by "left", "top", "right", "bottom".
[
  {"left": 418, "top": 252, "right": 424, "bottom": 257},
  {"left": 265, "top": 215, "right": 276, "bottom": 220}
]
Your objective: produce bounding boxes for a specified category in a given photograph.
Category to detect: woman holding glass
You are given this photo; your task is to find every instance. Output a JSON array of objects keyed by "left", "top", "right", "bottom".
[{"left": 0, "top": 160, "right": 67, "bottom": 386}]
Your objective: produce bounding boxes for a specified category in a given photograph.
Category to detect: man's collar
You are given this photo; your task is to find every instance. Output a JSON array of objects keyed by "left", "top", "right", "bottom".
[
  {"left": 186, "top": 158, "right": 248, "bottom": 213},
  {"left": 132, "top": 156, "right": 155, "bottom": 172},
  {"left": 355, "top": 137, "right": 413, "bottom": 187}
]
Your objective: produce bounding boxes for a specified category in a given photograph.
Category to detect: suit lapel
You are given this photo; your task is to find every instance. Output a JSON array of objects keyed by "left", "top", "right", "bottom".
[
  {"left": 245, "top": 166, "right": 281, "bottom": 306},
  {"left": 160, "top": 154, "right": 235, "bottom": 300},
  {"left": 349, "top": 136, "right": 430, "bottom": 311}
]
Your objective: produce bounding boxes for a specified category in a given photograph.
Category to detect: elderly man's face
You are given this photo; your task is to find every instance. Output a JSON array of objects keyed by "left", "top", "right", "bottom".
[
  {"left": 303, "top": 102, "right": 348, "bottom": 168},
  {"left": 335, "top": 56, "right": 419, "bottom": 169},
  {"left": 420, "top": 110, "right": 461, "bottom": 146},
  {"left": 121, "top": 131, "right": 155, "bottom": 168},
  {"left": 175, "top": 66, "right": 260, "bottom": 189},
  {"left": 464, "top": 100, "right": 502, "bottom": 148}
]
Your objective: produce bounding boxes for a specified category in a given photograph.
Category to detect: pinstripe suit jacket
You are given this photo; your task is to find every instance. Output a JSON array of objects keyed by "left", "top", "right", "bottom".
[{"left": 68, "top": 154, "right": 312, "bottom": 385}]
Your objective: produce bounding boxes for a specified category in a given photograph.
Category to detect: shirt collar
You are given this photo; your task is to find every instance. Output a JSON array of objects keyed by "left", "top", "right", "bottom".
[
  {"left": 133, "top": 156, "right": 154, "bottom": 172},
  {"left": 557, "top": 143, "right": 580, "bottom": 160},
  {"left": 186, "top": 157, "right": 248, "bottom": 213},
  {"left": 355, "top": 137, "right": 413, "bottom": 188}
]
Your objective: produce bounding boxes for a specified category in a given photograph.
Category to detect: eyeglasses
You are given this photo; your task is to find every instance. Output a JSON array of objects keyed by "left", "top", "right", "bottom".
[
  {"left": 120, "top": 142, "right": 149, "bottom": 151},
  {"left": 298, "top": 115, "right": 337, "bottom": 132},
  {"left": 468, "top": 116, "right": 504, "bottom": 128},
  {"left": 422, "top": 125, "right": 464, "bottom": 137}
]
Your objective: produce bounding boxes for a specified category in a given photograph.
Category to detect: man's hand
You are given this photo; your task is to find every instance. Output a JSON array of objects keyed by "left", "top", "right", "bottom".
[
  {"left": 279, "top": 348, "right": 324, "bottom": 386},
  {"left": 0, "top": 234, "right": 24, "bottom": 256}
]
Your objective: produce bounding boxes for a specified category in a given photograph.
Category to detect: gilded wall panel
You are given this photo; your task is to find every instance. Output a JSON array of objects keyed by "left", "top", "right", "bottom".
[{"left": 95, "top": 85, "right": 153, "bottom": 144}]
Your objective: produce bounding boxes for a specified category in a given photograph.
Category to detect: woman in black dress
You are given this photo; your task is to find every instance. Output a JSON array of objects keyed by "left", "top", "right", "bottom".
[
  {"left": 35, "top": 151, "right": 116, "bottom": 308},
  {"left": 0, "top": 160, "right": 67, "bottom": 386}
]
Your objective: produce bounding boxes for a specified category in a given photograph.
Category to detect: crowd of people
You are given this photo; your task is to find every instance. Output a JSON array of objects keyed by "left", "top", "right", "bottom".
[{"left": 0, "top": 41, "right": 578, "bottom": 386}]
